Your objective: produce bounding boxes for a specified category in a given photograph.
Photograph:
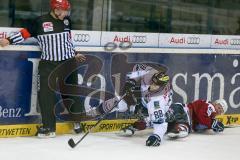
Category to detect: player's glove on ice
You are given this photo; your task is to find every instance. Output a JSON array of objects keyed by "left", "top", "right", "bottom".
[
  {"left": 211, "top": 119, "right": 224, "bottom": 133},
  {"left": 146, "top": 134, "right": 161, "bottom": 147}
]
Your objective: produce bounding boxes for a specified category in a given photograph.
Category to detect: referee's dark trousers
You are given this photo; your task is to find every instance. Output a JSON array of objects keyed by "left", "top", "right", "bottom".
[{"left": 38, "top": 58, "right": 83, "bottom": 131}]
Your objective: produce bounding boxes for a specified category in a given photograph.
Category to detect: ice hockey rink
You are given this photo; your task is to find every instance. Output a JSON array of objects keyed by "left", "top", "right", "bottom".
[{"left": 1, "top": 127, "right": 239, "bottom": 160}]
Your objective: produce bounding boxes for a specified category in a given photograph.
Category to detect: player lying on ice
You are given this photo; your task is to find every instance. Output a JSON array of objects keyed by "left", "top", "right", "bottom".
[
  {"left": 88, "top": 63, "right": 173, "bottom": 146},
  {"left": 164, "top": 99, "right": 227, "bottom": 139}
]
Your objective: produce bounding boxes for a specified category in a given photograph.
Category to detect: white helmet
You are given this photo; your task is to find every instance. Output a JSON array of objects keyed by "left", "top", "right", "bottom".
[{"left": 214, "top": 99, "right": 228, "bottom": 113}]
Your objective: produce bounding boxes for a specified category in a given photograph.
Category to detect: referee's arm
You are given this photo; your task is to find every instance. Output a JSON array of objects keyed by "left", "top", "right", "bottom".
[{"left": 0, "top": 19, "right": 38, "bottom": 47}]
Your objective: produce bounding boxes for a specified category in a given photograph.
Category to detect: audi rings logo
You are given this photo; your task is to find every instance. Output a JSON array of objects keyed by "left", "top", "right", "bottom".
[
  {"left": 131, "top": 36, "right": 147, "bottom": 43},
  {"left": 187, "top": 37, "right": 200, "bottom": 44},
  {"left": 230, "top": 39, "right": 240, "bottom": 46},
  {"left": 73, "top": 34, "right": 90, "bottom": 42}
]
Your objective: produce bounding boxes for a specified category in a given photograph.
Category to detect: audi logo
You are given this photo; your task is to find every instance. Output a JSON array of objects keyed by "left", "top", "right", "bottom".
[
  {"left": 187, "top": 37, "right": 200, "bottom": 44},
  {"left": 73, "top": 34, "right": 90, "bottom": 42},
  {"left": 131, "top": 36, "right": 147, "bottom": 43},
  {"left": 230, "top": 39, "right": 240, "bottom": 45}
]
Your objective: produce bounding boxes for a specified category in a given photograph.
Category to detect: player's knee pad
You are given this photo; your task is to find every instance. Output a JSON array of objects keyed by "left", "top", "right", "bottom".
[{"left": 117, "top": 99, "right": 128, "bottom": 112}]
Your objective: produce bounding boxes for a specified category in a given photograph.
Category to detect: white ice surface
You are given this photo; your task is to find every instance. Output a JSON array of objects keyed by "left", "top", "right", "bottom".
[{"left": 1, "top": 128, "right": 240, "bottom": 160}]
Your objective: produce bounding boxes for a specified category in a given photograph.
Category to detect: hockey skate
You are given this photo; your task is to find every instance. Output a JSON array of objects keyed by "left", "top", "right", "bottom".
[
  {"left": 120, "top": 125, "right": 137, "bottom": 136},
  {"left": 73, "top": 122, "right": 82, "bottom": 134},
  {"left": 167, "top": 130, "right": 188, "bottom": 138},
  {"left": 167, "top": 124, "right": 189, "bottom": 139},
  {"left": 36, "top": 126, "right": 56, "bottom": 138},
  {"left": 119, "top": 119, "right": 147, "bottom": 136}
]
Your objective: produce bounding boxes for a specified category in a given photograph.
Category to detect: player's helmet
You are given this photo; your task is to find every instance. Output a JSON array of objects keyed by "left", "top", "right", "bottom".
[
  {"left": 50, "top": 0, "right": 71, "bottom": 10},
  {"left": 214, "top": 99, "right": 228, "bottom": 113},
  {"left": 152, "top": 72, "right": 169, "bottom": 86}
]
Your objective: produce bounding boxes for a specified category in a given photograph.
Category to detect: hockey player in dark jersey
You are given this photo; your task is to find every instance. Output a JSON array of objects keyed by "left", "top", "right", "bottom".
[
  {"left": 165, "top": 99, "right": 227, "bottom": 139},
  {"left": 0, "top": 0, "right": 86, "bottom": 137}
]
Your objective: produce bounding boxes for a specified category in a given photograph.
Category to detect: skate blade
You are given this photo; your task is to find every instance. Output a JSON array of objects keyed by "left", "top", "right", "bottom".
[
  {"left": 167, "top": 131, "right": 188, "bottom": 139},
  {"left": 37, "top": 132, "right": 56, "bottom": 138},
  {"left": 116, "top": 129, "right": 134, "bottom": 137}
]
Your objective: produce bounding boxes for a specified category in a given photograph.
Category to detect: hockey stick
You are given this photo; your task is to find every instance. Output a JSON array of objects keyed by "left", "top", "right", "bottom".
[{"left": 68, "top": 93, "right": 127, "bottom": 148}]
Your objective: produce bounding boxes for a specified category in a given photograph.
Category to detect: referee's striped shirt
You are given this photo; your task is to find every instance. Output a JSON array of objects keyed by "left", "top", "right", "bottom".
[
  {"left": 9, "top": 31, "right": 75, "bottom": 61},
  {"left": 37, "top": 32, "right": 75, "bottom": 61},
  {"left": 7, "top": 14, "right": 76, "bottom": 62}
]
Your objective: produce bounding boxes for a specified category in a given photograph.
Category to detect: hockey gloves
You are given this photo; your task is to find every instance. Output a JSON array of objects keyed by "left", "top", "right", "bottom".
[
  {"left": 124, "top": 79, "right": 136, "bottom": 96},
  {"left": 211, "top": 119, "right": 224, "bottom": 133},
  {"left": 146, "top": 134, "right": 161, "bottom": 146},
  {"left": 165, "top": 108, "right": 175, "bottom": 123}
]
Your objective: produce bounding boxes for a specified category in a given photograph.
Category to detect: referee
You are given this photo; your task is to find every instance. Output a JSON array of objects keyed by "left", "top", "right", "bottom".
[{"left": 0, "top": 0, "right": 85, "bottom": 138}]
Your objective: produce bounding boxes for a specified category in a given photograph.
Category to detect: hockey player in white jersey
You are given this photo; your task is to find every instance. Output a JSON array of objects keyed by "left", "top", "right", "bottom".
[{"left": 91, "top": 64, "right": 173, "bottom": 146}]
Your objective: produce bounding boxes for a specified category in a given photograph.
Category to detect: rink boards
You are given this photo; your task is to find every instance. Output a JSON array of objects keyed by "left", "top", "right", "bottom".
[
  {"left": 0, "top": 45, "right": 240, "bottom": 137},
  {"left": 0, "top": 115, "right": 239, "bottom": 138},
  {"left": 0, "top": 119, "right": 137, "bottom": 138}
]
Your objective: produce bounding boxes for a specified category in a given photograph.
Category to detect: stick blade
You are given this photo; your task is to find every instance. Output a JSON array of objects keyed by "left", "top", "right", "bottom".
[{"left": 68, "top": 138, "right": 76, "bottom": 148}]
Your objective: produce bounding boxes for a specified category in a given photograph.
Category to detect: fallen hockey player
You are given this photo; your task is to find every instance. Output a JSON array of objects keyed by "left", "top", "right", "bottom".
[
  {"left": 88, "top": 63, "right": 173, "bottom": 146},
  {"left": 165, "top": 99, "right": 227, "bottom": 139}
]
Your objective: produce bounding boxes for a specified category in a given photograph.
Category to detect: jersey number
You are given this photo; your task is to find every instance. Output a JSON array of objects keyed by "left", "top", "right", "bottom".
[{"left": 154, "top": 110, "right": 163, "bottom": 119}]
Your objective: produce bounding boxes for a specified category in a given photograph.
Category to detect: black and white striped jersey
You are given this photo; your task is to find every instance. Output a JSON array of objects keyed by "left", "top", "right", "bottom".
[{"left": 8, "top": 13, "right": 75, "bottom": 61}]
